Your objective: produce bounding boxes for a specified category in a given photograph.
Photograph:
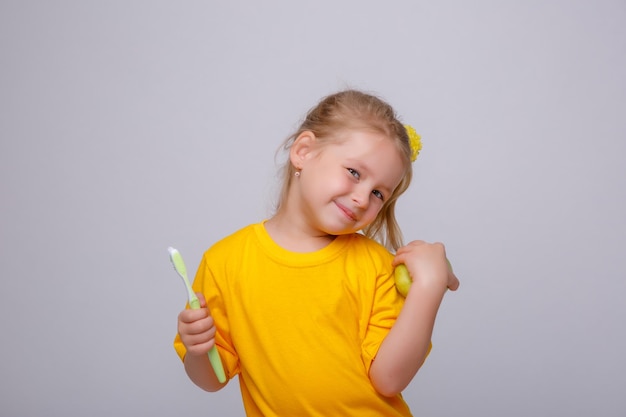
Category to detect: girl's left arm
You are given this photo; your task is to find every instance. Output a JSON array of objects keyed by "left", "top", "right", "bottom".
[{"left": 369, "top": 240, "right": 459, "bottom": 397}]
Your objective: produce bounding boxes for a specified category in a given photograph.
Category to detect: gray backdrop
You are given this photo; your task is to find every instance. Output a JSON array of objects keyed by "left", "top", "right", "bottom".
[{"left": 1, "top": 1, "right": 625, "bottom": 416}]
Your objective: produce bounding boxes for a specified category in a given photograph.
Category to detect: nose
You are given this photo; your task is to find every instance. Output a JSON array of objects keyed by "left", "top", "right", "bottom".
[{"left": 351, "top": 187, "right": 369, "bottom": 210}]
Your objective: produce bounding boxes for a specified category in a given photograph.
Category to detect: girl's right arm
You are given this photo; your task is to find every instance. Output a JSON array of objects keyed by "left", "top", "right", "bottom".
[
  {"left": 369, "top": 240, "right": 459, "bottom": 397},
  {"left": 177, "top": 292, "right": 228, "bottom": 392}
]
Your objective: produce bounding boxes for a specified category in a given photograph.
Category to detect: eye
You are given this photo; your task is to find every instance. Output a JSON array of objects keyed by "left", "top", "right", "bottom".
[
  {"left": 347, "top": 168, "right": 360, "bottom": 179},
  {"left": 372, "top": 190, "right": 384, "bottom": 200}
]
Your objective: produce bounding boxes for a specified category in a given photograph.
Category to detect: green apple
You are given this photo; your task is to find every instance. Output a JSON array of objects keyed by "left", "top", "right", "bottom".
[
  {"left": 394, "top": 264, "right": 412, "bottom": 297},
  {"left": 394, "top": 259, "right": 453, "bottom": 298}
]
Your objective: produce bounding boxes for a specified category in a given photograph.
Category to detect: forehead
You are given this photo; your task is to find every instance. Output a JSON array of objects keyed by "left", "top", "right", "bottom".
[{"left": 328, "top": 128, "right": 402, "bottom": 157}]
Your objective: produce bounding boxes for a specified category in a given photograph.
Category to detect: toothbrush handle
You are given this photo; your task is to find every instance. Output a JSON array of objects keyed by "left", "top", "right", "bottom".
[
  {"left": 189, "top": 297, "right": 227, "bottom": 383},
  {"left": 207, "top": 348, "right": 225, "bottom": 383}
]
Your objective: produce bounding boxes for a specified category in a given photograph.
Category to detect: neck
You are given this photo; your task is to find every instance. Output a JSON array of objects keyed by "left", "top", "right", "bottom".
[{"left": 265, "top": 211, "right": 335, "bottom": 253}]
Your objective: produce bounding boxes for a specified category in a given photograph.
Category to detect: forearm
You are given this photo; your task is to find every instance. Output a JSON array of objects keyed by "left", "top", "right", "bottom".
[
  {"left": 183, "top": 351, "right": 227, "bottom": 392},
  {"left": 369, "top": 284, "right": 446, "bottom": 397}
]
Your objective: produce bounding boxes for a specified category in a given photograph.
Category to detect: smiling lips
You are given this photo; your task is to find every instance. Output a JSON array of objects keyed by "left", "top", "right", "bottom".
[{"left": 335, "top": 201, "right": 357, "bottom": 221}]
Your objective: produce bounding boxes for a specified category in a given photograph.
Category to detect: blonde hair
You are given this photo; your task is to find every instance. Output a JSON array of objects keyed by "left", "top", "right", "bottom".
[{"left": 275, "top": 89, "right": 413, "bottom": 251}]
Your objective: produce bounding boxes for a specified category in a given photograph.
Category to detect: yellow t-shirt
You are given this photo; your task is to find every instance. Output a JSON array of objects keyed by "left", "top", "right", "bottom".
[{"left": 174, "top": 222, "right": 413, "bottom": 416}]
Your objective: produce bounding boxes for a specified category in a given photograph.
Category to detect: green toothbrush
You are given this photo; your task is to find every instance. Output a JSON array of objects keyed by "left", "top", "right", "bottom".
[{"left": 168, "top": 247, "right": 226, "bottom": 383}]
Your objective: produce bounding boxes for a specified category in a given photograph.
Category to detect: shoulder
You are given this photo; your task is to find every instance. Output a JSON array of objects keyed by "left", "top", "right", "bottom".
[
  {"left": 203, "top": 223, "right": 259, "bottom": 259},
  {"left": 350, "top": 233, "right": 393, "bottom": 254},
  {"left": 344, "top": 233, "right": 394, "bottom": 265}
]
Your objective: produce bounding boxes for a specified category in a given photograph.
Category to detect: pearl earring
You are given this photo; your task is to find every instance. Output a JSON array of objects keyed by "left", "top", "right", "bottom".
[{"left": 294, "top": 171, "right": 301, "bottom": 177}]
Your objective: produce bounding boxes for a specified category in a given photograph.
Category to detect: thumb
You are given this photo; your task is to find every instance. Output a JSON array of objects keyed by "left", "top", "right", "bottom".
[
  {"left": 448, "top": 272, "right": 460, "bottom": 291},
  {"left": 195, "top": 292, "right": 207, "bottom": 308}
]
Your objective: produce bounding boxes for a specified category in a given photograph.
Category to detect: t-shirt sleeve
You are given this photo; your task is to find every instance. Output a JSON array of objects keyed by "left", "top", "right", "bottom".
[{"left": 360, "top": 254, "right": 406, "bottom": 374}]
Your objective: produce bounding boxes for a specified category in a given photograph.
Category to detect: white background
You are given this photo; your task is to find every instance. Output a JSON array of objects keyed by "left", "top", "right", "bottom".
[{"left": 1, "top": 1, "right": 625, "bottom": 416}]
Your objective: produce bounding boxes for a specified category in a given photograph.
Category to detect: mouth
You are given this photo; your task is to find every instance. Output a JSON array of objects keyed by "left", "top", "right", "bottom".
[{"left": 334, "top": 201, "right": 357, "bottom": 221}]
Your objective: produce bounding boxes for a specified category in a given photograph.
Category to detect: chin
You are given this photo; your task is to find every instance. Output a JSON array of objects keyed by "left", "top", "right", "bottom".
[{"left": 324, "top": 225, "right": 361, "bottom": 236}]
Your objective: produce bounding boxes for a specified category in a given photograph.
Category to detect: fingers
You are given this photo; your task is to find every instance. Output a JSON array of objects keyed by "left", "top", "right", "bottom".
[
  {"left": 184, "top": 336, "right": 216, "bottom": 356},
  {"left": 392, "top": 240, "right": 445, "bottom": 265},
  {"left": 394, "top": 240, "right": 460, "bottom": 292},
  {"left": 392, "top": 240, "right": 426, "bottom": 266},
  {"left": 178, "top": 307, "right": 211, "bottom": 327},
  {"left": 178, "top": 306, "right": 217, "bottom": 355}
]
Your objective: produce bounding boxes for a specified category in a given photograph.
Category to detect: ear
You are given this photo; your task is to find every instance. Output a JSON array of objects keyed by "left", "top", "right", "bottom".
[{"left": 289, "top": 131, "right": 317, "bottom": 169}]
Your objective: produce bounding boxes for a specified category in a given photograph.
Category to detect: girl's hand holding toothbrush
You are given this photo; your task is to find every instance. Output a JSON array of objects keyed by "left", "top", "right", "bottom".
[{"left": 177, "top": 292, "right": 218, "bottom": 357}]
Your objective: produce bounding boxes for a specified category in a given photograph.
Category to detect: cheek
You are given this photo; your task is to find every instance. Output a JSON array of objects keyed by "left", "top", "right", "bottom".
[
  {"left": 303, "top": 170, "right": 343, "bottom": 198},
  {"left": 323, "top": 170, "right": 351, "bottom": 192}
]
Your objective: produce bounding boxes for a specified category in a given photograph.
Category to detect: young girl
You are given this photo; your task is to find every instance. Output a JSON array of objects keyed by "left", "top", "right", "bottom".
[{"left": 174, "top": 89, "right": 459, "bottom": 416}]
